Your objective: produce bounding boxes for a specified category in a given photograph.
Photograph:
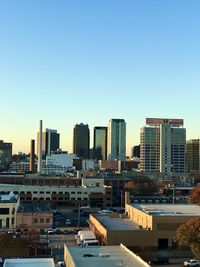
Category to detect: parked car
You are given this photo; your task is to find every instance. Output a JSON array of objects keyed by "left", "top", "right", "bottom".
[
  {"left": 149, "top": 257, "right": 169, "bottom": 265},
  {"left": 7, "top": 229, "right": 14, "bottom": 234},
  {"left": 66, "top": 219, "right": 71, "bottom": 225},
  {"left": 55, "top": 229, "right": 62, "bottom": 235},
  {"left": 183, "top": 259, "right": 200, "bottom": 267},
  {"left": 15, "top": 229, "right": 22, "bottom": 235},
  {"left": 47, "top": 228, "right": 56, "bottom": 234}
]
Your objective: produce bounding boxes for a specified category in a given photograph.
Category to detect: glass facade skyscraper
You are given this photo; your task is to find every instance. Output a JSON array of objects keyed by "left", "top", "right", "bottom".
[
  {"left": 73, "top": 123, "right": 90, "bottom": 159},
  {"left": 93, "top": 127, "right": 107, "bottom": 160},
  {"left": 107, "top": 119, "right": 126, "bottom": 161}
]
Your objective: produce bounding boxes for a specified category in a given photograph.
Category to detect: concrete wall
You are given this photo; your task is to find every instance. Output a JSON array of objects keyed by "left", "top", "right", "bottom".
[{"left": 64, "top": 245, "right": 76, "bottom": 267}]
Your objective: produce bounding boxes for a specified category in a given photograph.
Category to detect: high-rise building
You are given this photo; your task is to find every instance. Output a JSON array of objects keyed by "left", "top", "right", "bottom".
[
  {"left": 186, "top": 139, "right": 200, "bottom": 172},
  {"left": 73, "top": 123, "right": 90, "bottom": 159},
  {"left": 93, "top": 127, "right": 107, "bottom": 160},
  {"left": 107, "top": 119, "right": 126, "bottom": 161},
  {"left": 131, "top": 145, "right": 140, "bottom": 158},
  {"left": 37, "top": 128, "right": 60, "bottom": 158},
  {"left": 0, "top": 140, "right": 12, "bottom": 170},
  {"left": 140, "top": 118, "right": 186, "bottom": 177}
]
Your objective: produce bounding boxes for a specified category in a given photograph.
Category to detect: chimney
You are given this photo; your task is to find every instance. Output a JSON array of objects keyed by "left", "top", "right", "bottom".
[
  {"left": 37, "top": 120, "right": 43, "bottom": 175},
  {"left": 30, "top": 139, "right": 35, "bottom": 172}
]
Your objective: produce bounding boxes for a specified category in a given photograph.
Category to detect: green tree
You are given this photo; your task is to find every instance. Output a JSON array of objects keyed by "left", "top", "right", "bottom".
[{"left": 175, "top": 218, "right": 200, "bottom": 259}]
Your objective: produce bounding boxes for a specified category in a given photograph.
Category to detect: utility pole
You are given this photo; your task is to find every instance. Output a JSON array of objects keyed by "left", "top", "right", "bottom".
[
  {"left": 121, "top": 190, "right": 123, "bottom": 208},
  {"left": 172, "top": 187, "right": 175, "bottom": 204},
  {"left": 77, "top": 203, "right": 80, "bottom": 228}
]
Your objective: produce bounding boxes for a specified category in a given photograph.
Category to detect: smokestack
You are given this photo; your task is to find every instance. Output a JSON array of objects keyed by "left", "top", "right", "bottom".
[
  {"left": 30, "top": 139, "right": 35, "bottom": 172},
  {"left": 37, "top": 120, "right": 43, "bottom": 175},
  {"left": 47, "top": 129, "right": 51, "bottom": 156}
]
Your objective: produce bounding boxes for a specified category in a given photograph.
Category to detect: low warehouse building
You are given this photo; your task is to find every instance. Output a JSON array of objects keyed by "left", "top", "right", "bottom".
[
  {"left": 64, "top": 243, "right": 150, "bottom": 267},
  {"left": 89, "top": 204, "right": 200, "bottom": 249}
]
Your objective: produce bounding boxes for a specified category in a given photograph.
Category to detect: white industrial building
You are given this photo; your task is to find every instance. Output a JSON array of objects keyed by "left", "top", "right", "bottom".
[
  {"left": 46, "top": 152, "right": 77, "bottom": 168},
  {"left": 64, "top": 243, "right": 150, "bottom": 267}
]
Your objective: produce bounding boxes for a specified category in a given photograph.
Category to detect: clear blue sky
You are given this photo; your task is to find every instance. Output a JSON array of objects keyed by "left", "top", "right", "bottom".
[{"left": 0, "top": 0, "right": 200, "bottom": 154}]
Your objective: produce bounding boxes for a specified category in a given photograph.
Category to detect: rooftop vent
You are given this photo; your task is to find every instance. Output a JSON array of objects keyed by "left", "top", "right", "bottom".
[
  {"left": 99, "top": 252, "right": 109, "bottom": 257},
  {"left": 83, "top": 254, "right": 94, "bottom": 257}
]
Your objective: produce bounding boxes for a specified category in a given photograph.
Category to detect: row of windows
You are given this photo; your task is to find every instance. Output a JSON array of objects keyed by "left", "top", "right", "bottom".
[
  {"left": 33, "top": 218, "right": 50, "bottom": 224},
  {"left": 19, "top": 191, "right": 88, "bottom": 195},
  {"left": 20, "top": 196, "right": 89, "bottom": 201}
]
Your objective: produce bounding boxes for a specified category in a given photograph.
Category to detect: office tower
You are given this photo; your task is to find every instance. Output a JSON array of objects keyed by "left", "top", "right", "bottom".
[
  {"left": 186, "top": 139, "right": 200, "bottom": 172},
  {"left": 37, "top": 120, "right": 43, "bottom": 174},
  {"left": 93, "top": 127, "right": 107, "bottom": 160},
  {"left": 132, "top": 145, "right": 140, "bottom": 158},
  {"left": 107, "top": 119, "right": 126, "bottom": 161},
  {"left": 140, "top": 118, "right": 186, "bottom": 177},
  {"left": 37, "top": 128, "right": 60, "bottom": 158},
  {"left": 30, "top": 139, "right": 35, "bottom": 173},
  {"left": 0, "top": 140, "right": 12, "bottom": 169},
  {"left": 73, "top": 123, "right": 90, "bottom": 159}
]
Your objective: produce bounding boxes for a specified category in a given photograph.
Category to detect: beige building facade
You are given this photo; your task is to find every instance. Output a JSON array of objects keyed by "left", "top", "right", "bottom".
[
  {"left": 0, "top": 193, "right": 20, "bottom": 229},
  {"left": 89, "top": 203, "right": 200, "bottom": 249}
]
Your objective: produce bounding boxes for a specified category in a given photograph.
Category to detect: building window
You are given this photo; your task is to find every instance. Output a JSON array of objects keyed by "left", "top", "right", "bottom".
[
  {"left": 34, "top": 218, "right": 38, "bottom": 223},
  {"left": 40, "top": 218, "right": 44, "bottom": 223},
  {"left": 46, "top": 218, "right": 50, "bottom": 223},
  {"left": 0, "top": 208, "right": 9, "bottom": 215}
]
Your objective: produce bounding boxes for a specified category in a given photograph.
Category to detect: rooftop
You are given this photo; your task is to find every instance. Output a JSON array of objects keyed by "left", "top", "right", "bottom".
[
  {"left": 66, "top": 244, "right": 150, "bottom": 267},
  {"left": 130, "top": 204, "right": 200, "bottom": 216},
  {"left": 0, "top": 192, "right": 19, "bottom": 203},
  {"left": 3, "top": 258, "right": 55, "bottom": 267},
  {"left": 94, "top": 215, "right": 138, "bottom": 230}
]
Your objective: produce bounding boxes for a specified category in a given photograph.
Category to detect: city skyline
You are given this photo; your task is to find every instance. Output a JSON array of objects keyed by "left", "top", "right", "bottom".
[{"left": 1, "top": 1, "right": 200, "bottom": 153}]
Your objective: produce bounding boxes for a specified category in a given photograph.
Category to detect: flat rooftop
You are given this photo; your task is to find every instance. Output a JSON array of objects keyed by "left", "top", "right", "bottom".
[
  {"left": 129, "top": 204, "right": 200, "bottom": 216},
  {"left": 66, "top": 244, "right": 150, "bottom": 267},
  {"left": 95, "top": 215, "right": 138, "bottom": 230},
  {"left": 3, "top": 258, "right": 54, "bottom": 267},
  {"left": 0, "top": 193, "right": 18, "bottom": 203}
]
